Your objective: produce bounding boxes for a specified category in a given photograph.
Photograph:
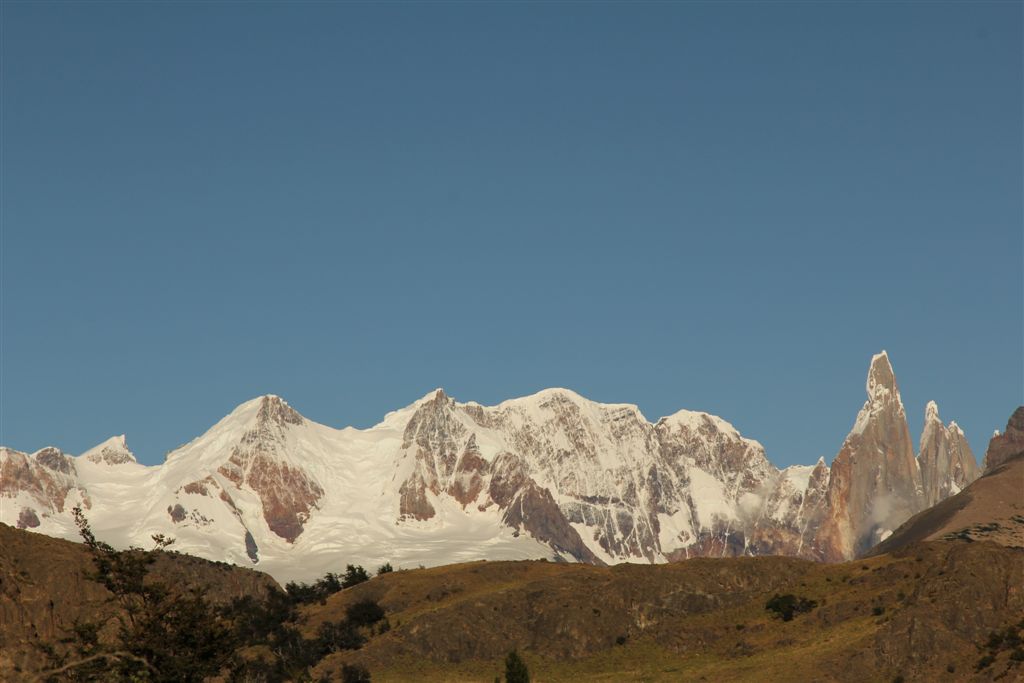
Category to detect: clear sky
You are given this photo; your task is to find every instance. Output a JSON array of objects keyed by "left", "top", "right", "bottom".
[{"left": 2, "top": 2, "right": 1021, "bottom": 468}]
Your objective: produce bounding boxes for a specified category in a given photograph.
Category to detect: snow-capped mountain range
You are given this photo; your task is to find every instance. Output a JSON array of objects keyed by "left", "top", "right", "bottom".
[{"left": 0, "top": 352, "right": 981, "bottom": 582}]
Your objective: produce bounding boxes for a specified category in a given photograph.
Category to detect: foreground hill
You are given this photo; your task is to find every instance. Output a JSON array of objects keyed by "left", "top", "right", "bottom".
[
  {"left": 0, "top": 522, "right": 277, "bottom": 679},
  {"left": 2, "top": 521, "right": 1021, "bottom": 682},
  {"left": 1, "top": 352, "right": 984, "bottom": 580},
  {"left": 301, "top": 541, "right": 1023, "bottom": 682}
]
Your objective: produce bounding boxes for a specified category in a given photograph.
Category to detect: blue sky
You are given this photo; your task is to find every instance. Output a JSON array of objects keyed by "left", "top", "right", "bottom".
[{"left": 2, "top": 2, "right": 1020, "bottom": 468}]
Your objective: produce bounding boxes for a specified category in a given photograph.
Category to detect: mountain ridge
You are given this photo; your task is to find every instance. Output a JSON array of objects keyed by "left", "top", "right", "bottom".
[{"left": 0, "top": 352, "right": 993, "bottom": 582}]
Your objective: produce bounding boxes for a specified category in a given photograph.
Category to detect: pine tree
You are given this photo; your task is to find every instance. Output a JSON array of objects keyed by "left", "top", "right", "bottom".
[{"left": 504, "top": 649, "right": 530, "bottom": 683}]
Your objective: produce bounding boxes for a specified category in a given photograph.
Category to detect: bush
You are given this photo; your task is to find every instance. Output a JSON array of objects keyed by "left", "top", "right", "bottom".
[
  {"left": 318, "top": 620, "right": 366, "bottom": 653},
  {"left": 341, "top": 663, "right": 372, "bottom": 682},
  {"left": 343, "top": 565, "right": 371, "bottom": 588},
  {"left": 286, "top": 572, "right": 344, "bottom": 605},
  {"left": 377, "top": 562, "right": 394, "bottom": 575},
  {"left": 764, "top": 594, "right": 818, "bottom": 622},
  {"left": 505, "top": 649, "right": 530, "bottom": 683},
  {"left": 872, "top": 606, "right": 885, "bottom": 616},
  {"left": 346, "top": 600, "right": 386, "bottom": 628}
]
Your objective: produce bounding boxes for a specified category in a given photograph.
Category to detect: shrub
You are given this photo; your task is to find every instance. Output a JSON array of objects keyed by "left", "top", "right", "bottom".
[
  {"left": 505, "top": 649, "right": 530, "bottom": 683},
  {"left": 764, "top": 594, "right": 818, "bottom": 622},
  {"left": 346, "top": 600, "right": 386, "bottom": 628},
  {"left": 343, "top": 565, "right": 371, "bottom": 588},
  {"left": 872, "top": 606, "right": 885, "bottom": 616},
  {"left": 341, "top": 662, "right": 372, "bottom": 682},
  {"left": 377, "top": 562, "right": 394, "bottom": 575},
  {"left": 318, "top": 620, "right": 366, "bottom": 653}
]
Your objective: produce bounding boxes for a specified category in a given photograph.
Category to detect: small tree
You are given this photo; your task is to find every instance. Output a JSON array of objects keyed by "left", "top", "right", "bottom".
[
  {"left": 346, "top": 600, "right": 386, "bottom": 628},
  {"left": 341, "top": 663, "right": 372, "bottom": 682},
  {"left": 342, "top": 564, "right": 370, "bottom": 588},
  {"left": 40, "top": 506, "right": 235, "bottom": 681},
  {"left": 504, "top": 649, "right": 530, "bottom": 683},
  {"left": 377, "top": 562, "right": 394, "bottom": 575}
]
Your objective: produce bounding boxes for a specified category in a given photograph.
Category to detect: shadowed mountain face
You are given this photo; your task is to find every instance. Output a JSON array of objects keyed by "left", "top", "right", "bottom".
[{"left": 0, "top": 355, "right": 990, "bottom": 580}]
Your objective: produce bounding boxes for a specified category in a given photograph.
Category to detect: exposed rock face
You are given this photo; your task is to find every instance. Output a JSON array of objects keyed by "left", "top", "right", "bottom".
[
  {"left": 81, "top": 435, "right": 136, "bottom": 465},
  {"left": 244, "top": 531, "right": 259, "bottom": 563},
  {"left": 16, "top": 508, "right": 39, "bottom": 529},
  {"left": 818, "top": 352, "right": 924, "bottom": 560},
  {"left": 168, "top": 504, "right": 187, "bottom": 523},
  {"left": 216, "top": 396, "right": 323, "bottom": 542},
  {"left": 0, "top": 447, "right": 87, "bottom": 515},
  {"left": 917, "top": 401, "right": 979, "bottom": 507},
  {"left": 983, "top": 406, "right": 1024, "bottom": 471}
]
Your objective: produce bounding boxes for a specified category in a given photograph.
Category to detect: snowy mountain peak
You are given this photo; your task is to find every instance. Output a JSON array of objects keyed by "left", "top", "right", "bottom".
[
  {"left": 80, "top": 434, "right": 136, "bottom": 465},
  {"left": 255, "top": 395, "right": 303, "bottom": 428},
  {"left": 925, "top": 400, "right": 940, "bottom": 423},
  {"left": 659, "top": 409, "right": 743, "bottom": 441}
]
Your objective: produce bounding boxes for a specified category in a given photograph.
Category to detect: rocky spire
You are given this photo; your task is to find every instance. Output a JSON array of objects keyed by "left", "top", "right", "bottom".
[
  {"left": 983, "top": 406, "right": 1024, "bottom": 471},
  {"left": 917, "top": 401, "right": 979, "bottom": 508},
  {"left": 818, "top": 351, "right": 922, "bottom": 560}
]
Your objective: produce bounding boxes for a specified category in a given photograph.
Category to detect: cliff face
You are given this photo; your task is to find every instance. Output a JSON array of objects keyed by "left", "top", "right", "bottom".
[
  {"left": 983, "top": 406, "right": 1024, "bottom": 472},
  {"left": 817, "top": 352, "right": 923, "bottom": 560},
  {"left": 918, "top": 402, "right": 979, "bottom": 508}
]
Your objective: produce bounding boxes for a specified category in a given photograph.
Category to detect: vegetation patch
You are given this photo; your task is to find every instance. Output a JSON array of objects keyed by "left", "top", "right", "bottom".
[{"left": 764, "top": 594, "right": 818, "bottom": 622}]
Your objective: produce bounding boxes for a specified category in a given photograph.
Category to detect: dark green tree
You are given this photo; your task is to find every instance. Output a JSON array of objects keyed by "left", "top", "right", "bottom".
[
  {"left": 40, "top": 506, "right": 236, "bottom": 682},
  {"left": 341, "top": 663, "right": 372, "bottom": 682},
  {"left": 342, "top": 564, "right": 370, "bottom": 588},
  {"left": 504, "top": 649, "right": 530, "bottom": 683}
]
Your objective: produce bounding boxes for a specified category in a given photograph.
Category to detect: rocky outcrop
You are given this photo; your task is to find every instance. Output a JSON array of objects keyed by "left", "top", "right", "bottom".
[
  {"left": 983, "top": 406, "right": 1024, "bottom": 471},
  {"left": 917, "top": 402, "right": 979, "bottom": 507},
  {"left": 81, "top": 435, "right": 136, "bottom": 465},
  {"left": 16, "top": 508, "right": 39, "bottom": 529},
  {"left": 818, "top": 352, "right": 923, "bottom": 560},
  {"left": 0, "top": 447, "right": 87, "bottom": 515}
]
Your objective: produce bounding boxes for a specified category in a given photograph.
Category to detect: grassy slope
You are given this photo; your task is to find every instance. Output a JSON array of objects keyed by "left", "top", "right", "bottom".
[{"left": 303, "top": 542, "right": 1023, "bottom": 683}]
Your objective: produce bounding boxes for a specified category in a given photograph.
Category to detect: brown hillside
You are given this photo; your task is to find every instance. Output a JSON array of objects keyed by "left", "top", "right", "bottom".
[
  {"left": 3, "top": 522, "right": 1023, "bottom": 682},
  {"left": 298, "top": 541, "right": 1024, "bottom": 682},
  {"left": 867, "top": 453, "right": 1024, "bottom": 557},
  {"left": 0, "top": 522, "right": 278, "bottom": 679}
]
